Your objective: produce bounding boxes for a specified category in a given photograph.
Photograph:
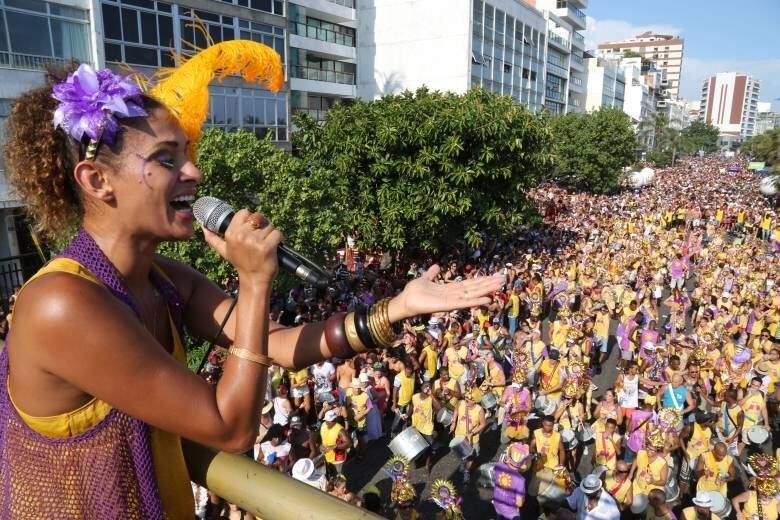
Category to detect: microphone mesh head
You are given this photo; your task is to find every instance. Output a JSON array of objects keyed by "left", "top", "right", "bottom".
[{"left": 192, "top": 196, "right": 234, "bottom": 233}]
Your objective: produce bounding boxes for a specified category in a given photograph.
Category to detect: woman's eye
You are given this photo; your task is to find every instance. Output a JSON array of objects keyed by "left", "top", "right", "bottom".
[{"left": 157, "top": 158, "right": 176, "bottom": 169}]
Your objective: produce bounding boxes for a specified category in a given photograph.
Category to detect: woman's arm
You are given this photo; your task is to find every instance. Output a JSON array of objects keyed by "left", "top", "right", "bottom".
[{"left": 161, "top": 258, "right": 504, "bottom": 370}]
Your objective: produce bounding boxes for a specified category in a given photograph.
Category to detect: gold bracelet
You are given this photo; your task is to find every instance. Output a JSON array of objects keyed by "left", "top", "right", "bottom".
[
  {"left": 367, "top": 304, "right": 389, "bottom": 348},
  {"left": 228, "top": 346, "right": 274, "bottom": 367},
  {"left": 344, "top": 312, "right": 367, "bottom": 354},
  {"left": 374, "top": 298, "right": 397, "bottom": 345}
]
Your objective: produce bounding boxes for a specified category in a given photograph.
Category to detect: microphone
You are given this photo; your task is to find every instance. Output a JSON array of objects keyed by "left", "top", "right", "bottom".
[{"left": 192, "top": 196, "right": 332, "bottom": 288}]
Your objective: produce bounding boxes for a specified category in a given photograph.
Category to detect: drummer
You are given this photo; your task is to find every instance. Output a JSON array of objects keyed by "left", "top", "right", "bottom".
[
  {"left": 530, "top": 415, "right": 565, "bottom": 471},
  {"left": 604, "top": 461, "right": 633, "bottom": 512},
  {"left": 500, "top": 369, "right": 532, "bottom": 444},
  {"left": 482, "top": 350, "right": 506, "bottom": 399},
  {"left": 537, "top": 349, "right": 566, "bottom": 411},
  {"left": 434, "top": 367, "right": 462, "bottom": 413},
  {"left": 740, "top": 376, "right": 770, "bottom": 446},
  {"left": 695, "top": 442, "right": 735, "bottom": 497},
  {"left": 592, "top": 418, "right": 622, "bottom": 472},
  {"left": 409, "top": 381, "right": 441, "bottom": 475},
  {"left": 629, "top": 429, "right": 668, "bottom": 500},
  {"left": 448, "top": 389, "right": 486, "bottom": 485},
  {"left": 553, "top": 381, "right": 585, "bottom": 472}
]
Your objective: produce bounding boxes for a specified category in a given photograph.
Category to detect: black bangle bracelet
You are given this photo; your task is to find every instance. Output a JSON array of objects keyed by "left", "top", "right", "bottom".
[{"left": 355, "top": 306, "right": 379, "bottom": 350}]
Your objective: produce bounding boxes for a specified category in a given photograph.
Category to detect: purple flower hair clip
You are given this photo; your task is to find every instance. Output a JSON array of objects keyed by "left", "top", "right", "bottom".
[{"left": 52, "top": 64, "right": 147, "bottom": 158}]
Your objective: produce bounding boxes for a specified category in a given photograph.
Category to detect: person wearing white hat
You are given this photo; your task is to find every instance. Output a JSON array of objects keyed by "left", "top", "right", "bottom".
[
  {"left": 681, "top": 492, "right": 722, "bottom": 520},
  {"left": 291, "top": 458, "right": 327, "bottom": 492},
  {"left": 564, "top": 473, "right": 620, "bottom": 520},
  {"left": 319, "top": 408, "right": 350, "bottom": 478}
]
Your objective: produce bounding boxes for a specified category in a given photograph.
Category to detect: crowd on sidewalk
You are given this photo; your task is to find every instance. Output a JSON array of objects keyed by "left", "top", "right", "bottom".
[{"left": 196, "top": 156, "right": 780, "bottom": 520}]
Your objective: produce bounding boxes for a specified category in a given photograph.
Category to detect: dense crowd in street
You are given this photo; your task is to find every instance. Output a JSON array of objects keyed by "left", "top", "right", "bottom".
[{"left": 196, "top": 156, "right": 780, "bottom": 520}]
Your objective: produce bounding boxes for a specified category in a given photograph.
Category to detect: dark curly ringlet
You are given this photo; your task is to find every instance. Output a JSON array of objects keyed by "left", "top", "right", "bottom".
[{"left": 4, "top": 62, "right": 165, "bottom": 243}]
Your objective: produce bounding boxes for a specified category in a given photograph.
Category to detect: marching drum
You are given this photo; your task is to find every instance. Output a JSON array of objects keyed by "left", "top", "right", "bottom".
[
  {"left": 561, "top": 429, "right": 579, "bottom": 450},
  {"left": 577, "top": 422, "right": 595, "bottom": 443},
  {"left": 480, "top": 392, "right": 498, "bottom": 410},
  {"left": 449, "top": 436, "right": 475, "bottom": 460},
  {"left": 435, "top": 407, "right": 454, "bottom": 428},
  {"left": 744, "top": 425, "right": 770, "bottom": 449},
  {"left": 534, "top": 396, "right": 557, "bottom": 416},
  {"left": 528, "top": 467, "right": 567, "bottom": 506},
  {"left": 388, "top": 426, "right": 429, "bottom": 462},
  {"left": 703, "top": 491, "right": 732, "bottom": 519},
  {"left": 476, "top": 462, "right": 496, "bottom": 488},
  {"left": 664, "top": 459, "right": 680, "bottom": 503},
  {"left": 630, "top": 493, "right": 648, "bottom": 515}
]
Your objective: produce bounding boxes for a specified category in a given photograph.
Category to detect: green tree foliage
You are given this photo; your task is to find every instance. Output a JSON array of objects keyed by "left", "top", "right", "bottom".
[
  {"left": 288, "top": 87, "right": 554, "bottom": 252},
  {"left": 741, "top": 128, "right": 780, "bottom": 173},
  {"left": 158, "top": 129, "right": 303, "bottom": 284},
  {"left": 680, "top": 120, "right": 719, "bottom": 154},
  {"left": 550, "top": 108, "right": 636, "bottom": 193}
]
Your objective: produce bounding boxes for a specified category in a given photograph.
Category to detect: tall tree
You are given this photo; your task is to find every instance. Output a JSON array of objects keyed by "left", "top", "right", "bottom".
[
  {"left": 680, "top": 120, "right": 719, "bottom": 154},
  {"left": 287, "top": 87, "right": 554, "bottom": 253},
  {"left": 551, "top": 108, "right": 636, "bottom": 193}
]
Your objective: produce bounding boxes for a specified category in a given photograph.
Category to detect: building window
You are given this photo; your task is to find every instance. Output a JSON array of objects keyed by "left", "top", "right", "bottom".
[
  {"left": 238, "top": 19, "right": 285, "bottom": 62},
  {"left": 0, "top": 0, "right": 90, "bottom": 68},
  {"left": 208, "top": 86, "right": 287, "bottom": 141},
  {"left": 215, "top": 0, "right": 283, "bottom": 16},
  {"left": 179, "top": 8, "right": 235, "bottom": 49},
  {"left": 102, "top": 0, "right": 174, "bottom": 67}
]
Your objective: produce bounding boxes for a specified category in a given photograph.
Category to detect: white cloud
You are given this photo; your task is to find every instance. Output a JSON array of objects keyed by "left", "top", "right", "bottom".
[
  {"left": 583, "top": 16, "right": 683, "bottom": 51},
  {"left": 681, "top": 58, "right": 780, "bottom": 109}
]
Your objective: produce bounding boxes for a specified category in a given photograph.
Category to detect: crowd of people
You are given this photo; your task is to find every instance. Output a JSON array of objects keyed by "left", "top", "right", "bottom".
[{"left": 196, "top": 156, "right": 779, "bottom": 519}]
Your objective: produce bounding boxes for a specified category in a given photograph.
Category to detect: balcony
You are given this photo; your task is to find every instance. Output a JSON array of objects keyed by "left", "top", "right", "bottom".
[
  {"left": 292, "top": 107, "right": 329, "bottom": 121},
  {"left": 571, "top": 31, "right": 585, "bottom": 49},
  {"left": 547, "top": 31, "right": 570, "bottom": 51},
  {"left": 289, "top": 65, "right": 356, "bottom": 97},
  {"left": 327, "top": 0, "right": 354, "bottom": 7},
  {"left": 547, "top": 61, "right": 569, "bottom": 78},
  {"left": 546, "top": 90, "right": 565, "bottom": 102},
  {"left": 569, "top": 53, "right": 584, "bottom": 71},
  {"left": 292, "top": 0, "right": 356, "bottom": 24},
  {"left": 0, "top": 51, "right": 74, "bottom": 72},
  {"left": 569, "top": 76, "right": 584, "bottom": 93},
  {"left": 554, "top": 4, "right": 586, "bottom": 30},
  {"left": 289, "top": 21, "right": 354, "bottom": 46}
]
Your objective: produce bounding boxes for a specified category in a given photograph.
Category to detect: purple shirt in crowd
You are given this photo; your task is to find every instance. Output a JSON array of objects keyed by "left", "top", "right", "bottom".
[{"left": 492, "top": 461, "right": 526, "bottom": 519}]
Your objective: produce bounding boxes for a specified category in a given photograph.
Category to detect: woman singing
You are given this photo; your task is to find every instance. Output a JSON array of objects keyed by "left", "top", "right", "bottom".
[{"left": 0, "top": 45, "right": 504, "bottom": 518}]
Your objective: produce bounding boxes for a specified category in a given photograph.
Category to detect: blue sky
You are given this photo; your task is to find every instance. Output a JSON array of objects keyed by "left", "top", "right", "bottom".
[{"left": 583, "top": 0, "right": 780, "bottom": 109}]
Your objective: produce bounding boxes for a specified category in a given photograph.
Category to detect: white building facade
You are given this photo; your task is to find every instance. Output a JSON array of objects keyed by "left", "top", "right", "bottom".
[
  {"left": 584, "top": 56, "right": 625, "bottom": 112},
  {"left": 621, "top": 57, "right": 656, "bottom": 150},
  {"left": 699, "top": 72, "right": 761, "bottom": 146}
]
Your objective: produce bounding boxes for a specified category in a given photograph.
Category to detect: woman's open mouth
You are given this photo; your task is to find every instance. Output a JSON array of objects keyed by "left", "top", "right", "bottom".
[{"left": 170, "top": 194, "right": 194, "bottom": 212}]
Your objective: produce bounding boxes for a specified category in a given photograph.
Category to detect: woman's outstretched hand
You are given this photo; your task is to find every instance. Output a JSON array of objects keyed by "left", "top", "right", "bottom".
[{"left": 387, "top": 265, "right": 506, "bottom": 323}]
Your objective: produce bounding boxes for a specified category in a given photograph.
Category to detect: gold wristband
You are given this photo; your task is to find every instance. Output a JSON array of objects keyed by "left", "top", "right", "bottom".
[
  {"left": 373, "top": 298, "right": 397, "bottom": 345},
  {"left": 228, "top": 346, "right": 273, "bottom": 367},
  {"left": 344, "top": 312, "right": 367, "bottom": 353},
  {"left": 367, "top": 304, "right": 389, "bottom": 348}
]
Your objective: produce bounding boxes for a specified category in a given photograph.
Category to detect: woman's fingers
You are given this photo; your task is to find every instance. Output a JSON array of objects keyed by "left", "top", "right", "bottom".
[
  {"left": 202, "top": 227, "right": 228, "bottom": 258},
  {"left": 423, "top": 264, "right": 442, "bottom": 281}
]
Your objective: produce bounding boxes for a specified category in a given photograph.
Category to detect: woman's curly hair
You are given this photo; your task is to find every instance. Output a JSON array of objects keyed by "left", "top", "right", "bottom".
[{"left": 4, "top": 65, "right": 82, "bottom": 242}]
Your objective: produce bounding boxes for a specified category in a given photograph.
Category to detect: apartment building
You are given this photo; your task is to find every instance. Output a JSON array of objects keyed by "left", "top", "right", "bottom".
[{"left": 699, "top": 72, "right": 761, "bottom": 147}]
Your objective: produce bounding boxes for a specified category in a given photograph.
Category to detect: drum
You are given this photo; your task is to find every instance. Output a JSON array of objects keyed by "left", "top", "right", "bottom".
[
  {"left": 704, "top": 491, "right": 732, "bottom": 518},
  {"left": 481, "top": 392, "right": 498, "bottom": 410},
  {"left": 744, "top": 425, "right": 770, "bottom": 447},
  {"left": 577, "top": 422, "right": 595, "bottom": 443},
  {"left": 476, "top": 462, "right": 496, "bottom": 488},
  {"left": 449, "top": 436, "right": 474, "bottom": 460},
  {"left": 664, "top": 457, "right": 680, "bottom": 503},
  {"left": 534, "top": 395, "right": 557, "bottom": 416},
  {"left": 316, "top": 391, "right": 336, "bottom": 404},
  {"left": 630, "top": 493, "right": 648, "bottom": 514},
  {"left": 561, "top": 429, "right": 579, "bottom": 450},
  {"left": 436, "top": 407, "right": 454, "bottom": 427},
  {"left": 529, "top": 468, "right": 567, "bottom": 505},
  {"left": 388, "top": 426, "right": 429, "bottom": 462}
]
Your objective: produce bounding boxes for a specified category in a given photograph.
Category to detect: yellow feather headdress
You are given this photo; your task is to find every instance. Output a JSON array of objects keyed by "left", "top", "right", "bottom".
[{"left": 150, "top": 39, "right": 283, "bottom": 156}]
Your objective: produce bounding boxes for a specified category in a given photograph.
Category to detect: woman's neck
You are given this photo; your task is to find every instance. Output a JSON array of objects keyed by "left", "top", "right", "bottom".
[{"left": 82, "top": 220, "right": 159, "bottom": 293}]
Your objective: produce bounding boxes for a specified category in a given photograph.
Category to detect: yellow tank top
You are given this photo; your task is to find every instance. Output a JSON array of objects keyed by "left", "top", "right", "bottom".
[
  {"left": 744, "top": 492, "right": 779, "bottom": 520},
  {"left": 8, "top": 258, "right": 194, "bottom": 519},
  {"left": 539, "top": 360, "right": 562, "bottom": 399},
  {"left": 634, "top": 449, "right": 666, "bottom": 494},
  {"left": 454, "top": 401, "right": 482, "bottom": 445},
  {"left": 533, "top": 429, "right": 561, "bottom": 469},
  {"left": 687, "top": 422, "right": 712, "bottom": 459},
  {"left": 397, "top": 372, "right": 415, "bottom": 406},
  {"left": 605, "top": 473, "right": 632, "bottom": 505},
  {"left": 697, "top": 450, "right": 732, "bottom": 495},
  {"left": 422, "top": 345, "right": 437, "bottom": 380},
  {"left": 411, "top": 393, "right": 434, "bottom": 436},
  {"left": 347, "top": 391, "right": 369, "bottom": 428},
  {"left": 320, "top": 422, "right": 344, "bottom": 464}
]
